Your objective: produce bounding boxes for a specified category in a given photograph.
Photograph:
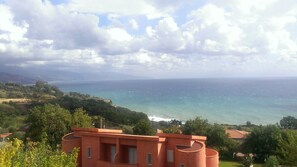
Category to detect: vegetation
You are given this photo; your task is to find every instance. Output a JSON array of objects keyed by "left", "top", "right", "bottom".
[
  {"left": 26, "top": 104, "right": 76, "bottom": 148},
  {"left": 280, "top": 116, "right": 297, "bottom": 129},
  {"left": 220, "top": 161, "right": 263, "bottom": 167},
  {"left": 0, "top": 81, "right": 149, "bottom": 140},
  {"left": 241, "top": 125, "right": 281, "bottom": 163},
  {"left": 133, "top": 119, "right": 154, "bottom": 135},
  {"left": 264, "top": 156, "right": 279, "bottom": 167},
  {"left": 239, "top": 121, "right": 297, "bottom": 166},
  {"left": 241, "top": 156, "right": 253, "bottom": 167},
  {"left": 277, "top": 130, "right": 297, "bottom": 165},
  {"left": 0, "top": 138, "right": 78, "bottom": 167},
  {"left": 0, "top": 81, "right": 63, "bottom": 99},
  {"left": 72, "top": 108, "right": 93, "bottom": 128},
  {"left": 159, "top": 119, "right": 182, "bottom": 134},
  {"left": 51, "top": 93, "right": 149, "bottom": 125}
]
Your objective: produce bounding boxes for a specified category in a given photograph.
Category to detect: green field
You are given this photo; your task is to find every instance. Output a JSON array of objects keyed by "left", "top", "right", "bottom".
[{"left": 220, "top": 161, "right": 263, "bottom": 167}]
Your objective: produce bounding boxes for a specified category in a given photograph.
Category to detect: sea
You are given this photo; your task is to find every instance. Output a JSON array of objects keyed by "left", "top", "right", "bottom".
[{"left": 55, "top": 78, "right": 297, "bottom": 125}]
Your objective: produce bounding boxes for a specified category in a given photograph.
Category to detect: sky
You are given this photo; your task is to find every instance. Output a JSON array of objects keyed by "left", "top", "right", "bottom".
[{"left": 0, "top": 0, "right": 297, "bottom": 79}]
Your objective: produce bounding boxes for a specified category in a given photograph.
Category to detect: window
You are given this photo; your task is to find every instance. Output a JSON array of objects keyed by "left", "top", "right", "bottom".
[
  {"left": 86, "top": 147, "right": 91, "bottom": 158},
  {"left": 111, "top": 145, "right": 116, "bottom": 163},
  {"left": 128, "top": 147, "right": 137, "bottom": 164},
  {"left": 167, "top": 150, "right": 173, "bottom": 162},
  {"left": 147, "top": 153, "right": 152, "bottom": 165},
  {"left": 180, "top": 163, "right": 185, "bottom": 167}
]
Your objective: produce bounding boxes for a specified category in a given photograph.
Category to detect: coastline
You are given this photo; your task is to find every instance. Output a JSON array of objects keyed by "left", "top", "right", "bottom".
[{"left": 56, "top": 78, "right": 297, "bottom": 125}]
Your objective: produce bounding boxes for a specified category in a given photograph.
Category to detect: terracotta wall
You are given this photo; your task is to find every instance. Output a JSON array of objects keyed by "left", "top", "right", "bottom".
[
  {"left": 157, "top": 142, "right": 166, "bottom": 167},
  {"left": 136, "top": 140, "right": 159, "bottom": 167},
  {"left": 81, "top": 136, "right": 100, "bottom": 167},
  {"left": 206, "top": 148, "right": 219, "bottom": 167},
  {"left": 61, "top": 134, "right": 81, "bottom": 167}
]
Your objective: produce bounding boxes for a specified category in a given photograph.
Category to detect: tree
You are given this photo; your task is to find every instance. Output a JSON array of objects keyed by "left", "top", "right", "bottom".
[
  {"left": 72, "top": 108, "right": 93, "bottom": 128},
  {"left": 206, "top": 124, "right": 229, "bottom": 147},
  {"left": 277, "top": 130, "right": 297, "bottom": 165},
  {"left": 242, "top": 125, "right": 281, "bottom": 163},
  {"left": 280, "top": 116, "right": 297, "bottom": 129},
  {"left": 133, "top": 119, "right": 154, "bottom": 135},
  {"left": 26, "top": 104, "right": 72, "bottom": 148},
  {"left": 163, "top": 125, "right": 181, "bottom": 134},
  {"left": 182, "top": 117, "right": 209, "bottom": 135},
  {"left": 169, "top": 119, "right": 182, "bottom": 126}
]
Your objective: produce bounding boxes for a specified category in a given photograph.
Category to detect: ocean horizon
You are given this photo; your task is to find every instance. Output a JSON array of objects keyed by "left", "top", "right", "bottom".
[{"left": 56, "top": 78, "right": 297, "bottom": 125}]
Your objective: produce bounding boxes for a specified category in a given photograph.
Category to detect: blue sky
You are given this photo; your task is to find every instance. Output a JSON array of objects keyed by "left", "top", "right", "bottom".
[{"left": 0, "top": 0, "right": 297, "bottom": 79}]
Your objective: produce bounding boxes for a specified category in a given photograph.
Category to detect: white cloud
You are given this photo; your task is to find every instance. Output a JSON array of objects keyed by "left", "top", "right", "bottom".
[
  {"left": 0, "top": 0, "right": 106, "bottom": 71},
  {"left": 135, "top": 17, "right": 185, "bottom": 52},
  {"left": 1, "top": 0, "right": 297, "bottom": 78},
  {"left": 7, "top": 0, "right": 108, "bottom": 50},
  {"left": 107, "top": 28, "right": 132, "bottom": 42},
  {"left": 108, "top": 50, "right": 186, "bottom": 74}
]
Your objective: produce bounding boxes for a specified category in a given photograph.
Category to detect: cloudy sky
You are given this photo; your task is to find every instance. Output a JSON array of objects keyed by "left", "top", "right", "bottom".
[{"left": 0, "top": 0, "right": 297, "bottom": 79}]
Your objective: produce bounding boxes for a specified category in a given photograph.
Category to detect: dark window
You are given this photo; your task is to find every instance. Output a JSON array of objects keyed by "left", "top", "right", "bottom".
[
  {"left": 111, "top": 145, "right": 116, "bottom": 163},
  {"left": 147, "top": 153, "right": 152, "bottom": 165},
  {"left": 167, "top": 149, "right": 173, "bottom": 162},
  {"left": 129, "top": 147, "right": 137, "bottom": 164},
  {"left": 86, "top": 147, "right": 91, "bottom": 158}
]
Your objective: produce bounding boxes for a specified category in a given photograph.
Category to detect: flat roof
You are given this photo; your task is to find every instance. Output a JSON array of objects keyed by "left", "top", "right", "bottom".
[{"left": 71, "top": 128, "right": 207, "bottom": 142}]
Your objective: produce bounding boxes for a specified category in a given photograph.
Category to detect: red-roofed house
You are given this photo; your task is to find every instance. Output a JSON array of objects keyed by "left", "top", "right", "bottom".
[
  {"left": 0, "top": 133, "right": 12, "bottom": 142},
  {"left": 225, "top": 129, "right": 249, "bottom": 141}
]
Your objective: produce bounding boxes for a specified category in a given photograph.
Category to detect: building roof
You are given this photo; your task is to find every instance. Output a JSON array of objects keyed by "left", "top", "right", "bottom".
[
  {"left": 64, "top": 128, "right": 207, "bottom": 144},
  {"left": 225, "top": 129, "right": 249, "bottom": 140},
  {"left": 0, "top": 133, "right": 12, "bottom": 139}
]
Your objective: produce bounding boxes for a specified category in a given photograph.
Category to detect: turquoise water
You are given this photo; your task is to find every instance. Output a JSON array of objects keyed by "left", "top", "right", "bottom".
[{"left": 56, "top": 78, "right": 297, "bottom": 125}]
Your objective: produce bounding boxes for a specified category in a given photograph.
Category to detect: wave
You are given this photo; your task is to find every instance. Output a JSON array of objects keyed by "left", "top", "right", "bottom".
[{"left": 148, "top": 115, "right": 173, "bottom": 122}]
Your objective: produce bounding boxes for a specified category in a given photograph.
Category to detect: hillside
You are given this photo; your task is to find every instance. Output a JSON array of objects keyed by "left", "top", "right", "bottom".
[
  {"left": 0, "top": 72, "right": 36, "bottom": 84},
  {"left": 0, "top": 81, "right": 149, "bottom": 137}
]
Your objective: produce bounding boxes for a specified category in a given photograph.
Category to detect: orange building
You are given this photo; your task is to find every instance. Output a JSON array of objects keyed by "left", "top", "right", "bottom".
[{"left": 62, "top": 128, "right": 219, "bottom": 167}]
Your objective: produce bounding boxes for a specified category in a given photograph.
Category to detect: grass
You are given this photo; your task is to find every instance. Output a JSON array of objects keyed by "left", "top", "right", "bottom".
[{"left": 220, "top": 161, "right": 263, "bottom": 167}]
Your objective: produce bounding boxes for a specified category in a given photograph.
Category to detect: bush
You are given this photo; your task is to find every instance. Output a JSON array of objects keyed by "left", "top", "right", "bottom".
[
  {"left": 265, "top": 156, "right": 279, "bottom": 167},
  {"left": 0, "top": 138, "right": 78, "bottom": 167},
  {"left": 242, "top": 156, "right": 253, "bottom": 167}
]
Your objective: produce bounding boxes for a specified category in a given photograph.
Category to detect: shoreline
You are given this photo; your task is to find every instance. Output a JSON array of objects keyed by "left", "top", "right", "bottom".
[{"left": 56, "top": 78, "right": 297, "bottom": 126}]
